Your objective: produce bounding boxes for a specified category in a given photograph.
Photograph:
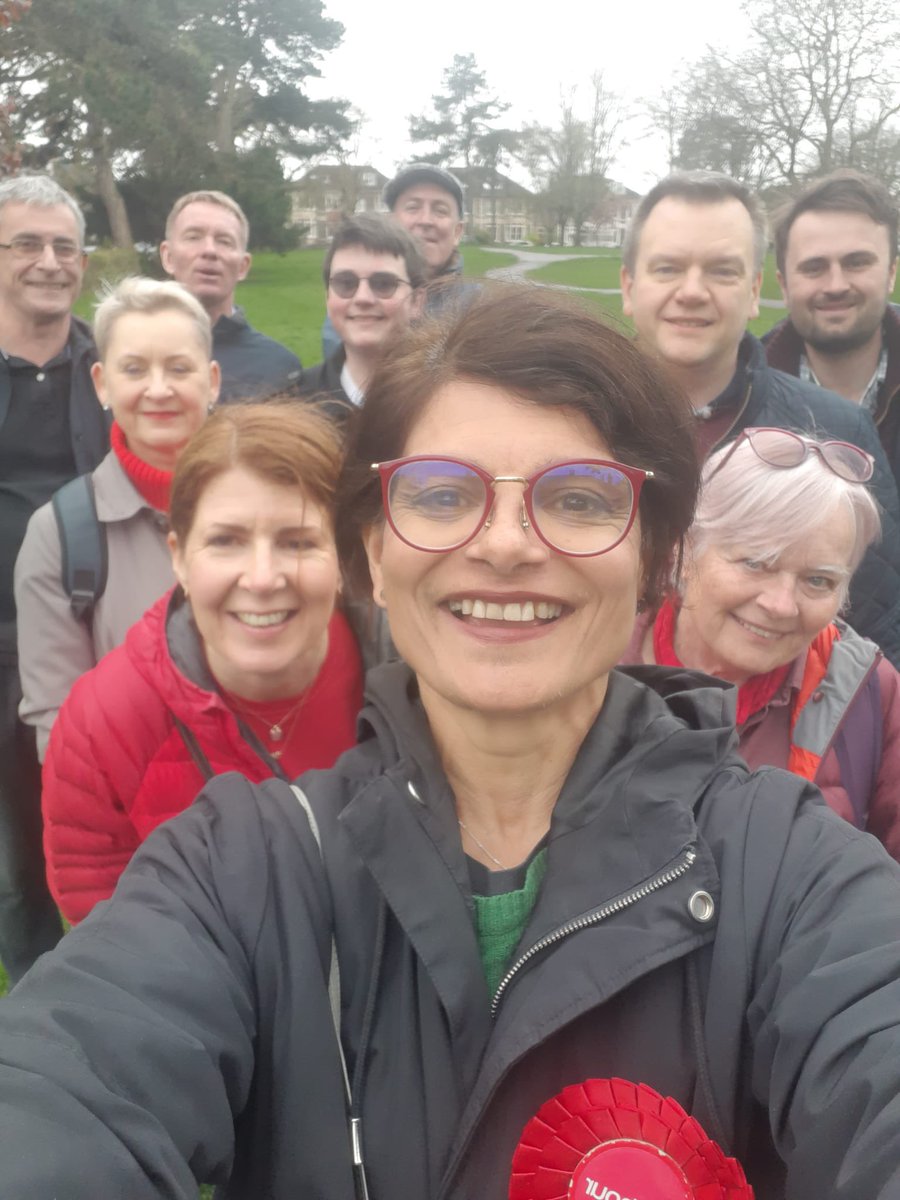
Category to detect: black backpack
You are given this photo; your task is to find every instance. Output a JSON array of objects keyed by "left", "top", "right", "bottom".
[{"left": 51, "top": 474, "right": 108, "bottom": 626}]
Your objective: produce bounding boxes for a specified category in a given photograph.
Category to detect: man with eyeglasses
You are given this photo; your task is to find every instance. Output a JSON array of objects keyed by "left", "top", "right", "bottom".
[
  {"left": 161, "top": 191, "right": 301, "bottom": 402},
  {"left": 0, "top": 174, "right": 109, "bottom": 983},
  {"left": 321, "top": 164, "right": 468, "bottom": 359},
  {"left": 620, "top": 169, "right": 900, "bottom": 667},
  {"left": 299, "top": 214, "right": 425, "bottom": 417}
]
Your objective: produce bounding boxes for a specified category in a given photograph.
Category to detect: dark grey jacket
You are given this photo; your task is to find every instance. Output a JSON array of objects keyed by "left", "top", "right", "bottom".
[
  {"left": 294, "top": 346, "right": 355, "bottom": 424},
  {"left": 213, "top": 308, "right": 301, "bottom": 403},
  {"left": 0, "top": 316, "right": 107, "bottom": 477},
  {"left": 2, "top": 664, "right": 900, "bottom": 1199},
  {"left": 715, "top": 334, "right": 900, "bottom": 667}
]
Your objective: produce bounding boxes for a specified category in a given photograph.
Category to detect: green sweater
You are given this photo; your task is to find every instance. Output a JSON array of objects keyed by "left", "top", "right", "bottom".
[{"left": 472, "top": 849, "right": 548, "bottom": 996}]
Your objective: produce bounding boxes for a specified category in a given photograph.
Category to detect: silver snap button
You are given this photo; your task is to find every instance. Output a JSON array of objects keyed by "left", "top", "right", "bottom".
[
  {"left": 688, "top": 890, "right": 715, "bottom": 922},
  {"left": 35, "top": 371, "right": 45, "bottom": 382}
]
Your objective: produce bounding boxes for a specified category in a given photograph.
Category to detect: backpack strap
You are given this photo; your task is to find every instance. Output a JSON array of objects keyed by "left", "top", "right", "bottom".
[{"left": 51, "top": 474, "right": 108, "bottom": 626}]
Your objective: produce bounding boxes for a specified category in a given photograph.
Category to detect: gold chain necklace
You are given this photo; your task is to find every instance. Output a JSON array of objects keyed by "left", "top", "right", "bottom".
[{"left": 227, "top": 693, "right": 309, "bottom": 758}]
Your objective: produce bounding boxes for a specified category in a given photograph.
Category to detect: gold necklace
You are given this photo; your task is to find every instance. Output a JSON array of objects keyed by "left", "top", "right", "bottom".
[{"left": 228, "top": 693, "right": 309, "bottom": 758}]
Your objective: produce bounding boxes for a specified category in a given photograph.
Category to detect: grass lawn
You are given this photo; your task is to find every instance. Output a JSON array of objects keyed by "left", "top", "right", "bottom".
[
  {"left": 516, "top": 245, "right": 618, "bottom": 256},
  {"left": 527, "top": 255, "right": 625, "bottom": 289}
]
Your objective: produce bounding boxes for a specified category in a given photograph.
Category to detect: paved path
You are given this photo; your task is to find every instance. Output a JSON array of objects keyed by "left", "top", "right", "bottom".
[
  {"left": 480, "top": 246, "right": 600, "bottom": 281},
  {"left": 479, "top": 246, "right": 785, "bottom": 308}
]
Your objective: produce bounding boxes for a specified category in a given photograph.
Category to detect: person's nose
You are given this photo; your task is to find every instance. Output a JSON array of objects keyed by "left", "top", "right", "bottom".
[
  {"left": 143, "top": 366, "right": 174, "bottom": 399},
  {"left": 199, "top": 235, "right": 219, "bottom": 257},
  {"left": 464, "top": 483, "right": 547, "bottom": 571},
  {"left": 756, "top": 572, "right": 800, "bottom": 619},
  {"left": 821, "top": 262, "right": 850, "bottom": 294},
  {"left": 34, "top": 241, "right": 63, "bottom": 270},
  {"left": 352, "top": 278, "right": 377, "bottom": 305},
  {"left": 241, "top": 541, "right": 282, "bottom": 591},
  {"left": 674, "top": 266, "right": 709, "bottom": 304}
]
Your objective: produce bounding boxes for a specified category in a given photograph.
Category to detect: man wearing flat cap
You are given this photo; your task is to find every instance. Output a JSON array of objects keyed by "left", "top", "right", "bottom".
[{"left": 384, "top": 163, "right": 465, "bottom": 290}]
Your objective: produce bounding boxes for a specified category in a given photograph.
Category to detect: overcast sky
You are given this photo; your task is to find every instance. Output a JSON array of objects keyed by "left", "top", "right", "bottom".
[{"left": 305, "top": 0, "right": 750, "bottom": 191}]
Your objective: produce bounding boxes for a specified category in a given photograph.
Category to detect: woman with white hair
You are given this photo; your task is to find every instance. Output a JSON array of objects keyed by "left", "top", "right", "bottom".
[
  {"left": 623, "top": 426, "right": 900, "bottom": 857},
  {"left": 15, "top": 276, "right": 220, "bottom": 759}
]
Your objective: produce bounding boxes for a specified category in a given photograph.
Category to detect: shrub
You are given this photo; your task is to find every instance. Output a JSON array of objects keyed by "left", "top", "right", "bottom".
[{"left": 83, "top": 244, "right": 141, "bottom": 297}]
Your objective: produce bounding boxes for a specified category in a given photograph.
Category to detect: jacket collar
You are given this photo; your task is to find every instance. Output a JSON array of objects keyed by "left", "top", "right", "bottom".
[
  {"left": 212, "top": 306, "right": 250, "bottom": 342},
  {"left": 91, "top": 451, "right": 153, "bottom": 522},
  {"left": 765, "top": 307, "right": 900, "bottom": 422},
  {"left": 705, "top": 332, "right": 763, "bottom": 416}
]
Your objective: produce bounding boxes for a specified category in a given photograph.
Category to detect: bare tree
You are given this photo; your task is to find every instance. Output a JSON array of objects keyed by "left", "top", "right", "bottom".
[
  {"left": 651, "top": 0, "right": 900, "bottom": 189},
  {"left": 523, "top": 74, "right": 624, "bottom": 244}
]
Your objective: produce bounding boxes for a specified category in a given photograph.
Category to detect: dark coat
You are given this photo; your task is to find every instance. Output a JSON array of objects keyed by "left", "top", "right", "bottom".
[
  {"left": 0, "top": 316, "right": 108, "bottom": 477},
  {"left": 3, "top": 664, "right": 900, "bottom": 1199},
  {"left": 764, "top": 307, "right": 900, "bottom": 497},
  {"left": 212, "top": 309, "right": 302, "bottom": 403},
  {"left": 715, "top": 334, "right": 900, "bottom": 666},
  {"left": 294, "top": 346, "right": 355, "bottom": 423}
]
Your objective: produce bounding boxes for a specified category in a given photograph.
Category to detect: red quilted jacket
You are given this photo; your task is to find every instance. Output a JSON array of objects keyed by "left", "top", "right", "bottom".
[{"left": 42, "top": 589, "right": 363, "bottom": 923}]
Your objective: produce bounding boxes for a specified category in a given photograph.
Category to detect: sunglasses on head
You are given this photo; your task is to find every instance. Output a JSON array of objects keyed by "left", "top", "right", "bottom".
[
  {"left": 708, "top": 427, "right": 874, "bottom": 485},
  {"left": 328, "top": 271, "right": 412, "bottom": 299}
]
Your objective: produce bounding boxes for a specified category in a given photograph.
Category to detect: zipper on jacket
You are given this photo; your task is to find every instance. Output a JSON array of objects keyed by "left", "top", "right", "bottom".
[
  {"left": 351, "top": 1117, "right": 370, "bottom": 1200},
  {"left": 490, "top": 845, "right": 698, "bottom": 1017}
]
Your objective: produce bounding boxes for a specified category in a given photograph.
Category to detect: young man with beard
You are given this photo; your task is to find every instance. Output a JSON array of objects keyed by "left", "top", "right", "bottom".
[{"left": 764, "top": 171, "right": 900, "bottom": 493}]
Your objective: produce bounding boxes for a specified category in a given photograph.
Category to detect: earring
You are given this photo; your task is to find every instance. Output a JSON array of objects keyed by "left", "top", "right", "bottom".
[
  {"left": 207, "top": 402, "right": 216, "bottom": 414},
  {"left": 101, "top": 403, "right": 110, "bottom": 412},
  {"left": 636, "top": 597, "right": 647, "bottom": 614}
]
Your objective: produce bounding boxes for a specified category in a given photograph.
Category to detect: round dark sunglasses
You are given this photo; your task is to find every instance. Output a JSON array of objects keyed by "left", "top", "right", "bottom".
[{"left": 328, "top": 271, "right": 412, "bottom": 299}]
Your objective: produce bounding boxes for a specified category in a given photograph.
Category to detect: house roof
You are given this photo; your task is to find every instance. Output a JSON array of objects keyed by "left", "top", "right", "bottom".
[
  {"left": 291, "top": 164, "right": 389, "bottom": 189},
  {"left": 448, "top": 166, "right": 534, "bottom": 199}
]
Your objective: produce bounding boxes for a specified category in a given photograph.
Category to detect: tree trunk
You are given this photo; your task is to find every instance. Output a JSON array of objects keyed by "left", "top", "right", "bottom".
[
  {"left": 93, "top": 145, "right": 132, "bottom": 247},
  {"left": 214, "top": 66, "right": 240, "bottom": 154}
]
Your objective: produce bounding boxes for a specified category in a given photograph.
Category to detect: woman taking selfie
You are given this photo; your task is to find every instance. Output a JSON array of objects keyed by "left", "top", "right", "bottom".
[
  {"left": 622, "top": 428, "right": 900, "bottom": 857},
  {"left": 3, "top": 288, "right": 900, "bottom": 1200},
  {"left": 15, "top": 276, "right": 220, "bottom": 759},
  {"left": 42, "top": 403, "right": 362, "bottom": 924}
]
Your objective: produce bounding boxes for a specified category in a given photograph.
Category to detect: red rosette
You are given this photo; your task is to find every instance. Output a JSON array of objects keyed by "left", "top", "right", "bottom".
[{"left": 509, "top": 1078, "right": 753, "bottom": 1200}]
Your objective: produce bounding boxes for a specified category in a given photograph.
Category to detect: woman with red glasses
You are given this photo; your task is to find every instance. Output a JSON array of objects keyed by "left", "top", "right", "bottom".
[
  {"left": 3, "top": 288, "right": 900, "bottom": 1200},
  {"left": 622, "top": 426, "right": 900, "bottom": 858}
]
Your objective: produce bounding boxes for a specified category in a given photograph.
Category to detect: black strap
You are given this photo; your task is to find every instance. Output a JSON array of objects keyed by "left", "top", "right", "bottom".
[
  {"left": 172, "top": 714, "right": 291, "bottom": 785},
  {"left": 172, "top": 717, "right": 215, "bottom": 782},
  {"left": 51, "top": 474, "right": 108, "bottom": 625}
]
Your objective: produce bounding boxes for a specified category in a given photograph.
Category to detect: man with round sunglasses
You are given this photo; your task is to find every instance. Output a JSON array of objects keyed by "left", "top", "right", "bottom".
[
  {"left": 621, "top": 169, "right": 900, "bottom": 668},
  {"left": 298, "top": 215, "right": 425, "bottom": 419}
]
